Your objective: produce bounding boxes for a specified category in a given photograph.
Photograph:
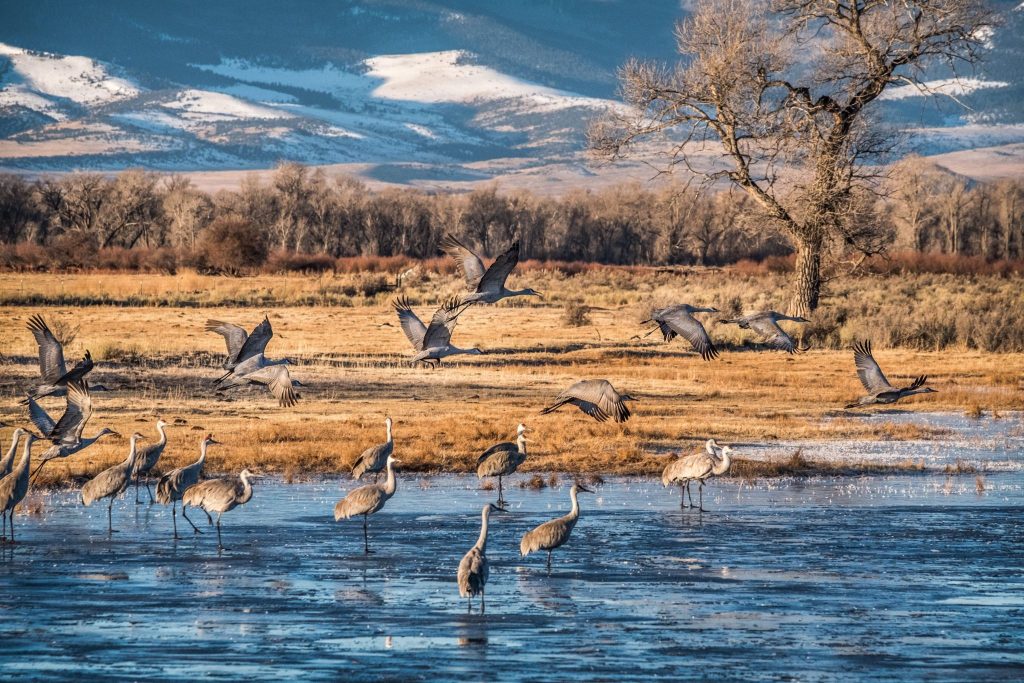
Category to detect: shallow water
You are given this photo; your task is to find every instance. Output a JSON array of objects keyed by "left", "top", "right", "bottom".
[{"left": 1, "top": 464, "right": 1023, "bottom": 681}]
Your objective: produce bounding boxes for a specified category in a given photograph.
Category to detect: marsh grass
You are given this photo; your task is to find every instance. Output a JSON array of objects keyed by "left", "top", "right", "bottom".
[{"left": 1, "top": 269, "right": 1020, "bottom": 485}]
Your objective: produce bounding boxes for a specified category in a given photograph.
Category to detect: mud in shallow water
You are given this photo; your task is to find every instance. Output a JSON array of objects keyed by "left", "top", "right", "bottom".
[{"left": 1, "top": 464, "right": 1023, "bottom": 681}]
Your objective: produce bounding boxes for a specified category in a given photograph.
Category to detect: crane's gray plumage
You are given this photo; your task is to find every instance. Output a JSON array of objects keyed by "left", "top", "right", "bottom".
[
  {"left": 156, "top": 434, "right": 219, "bottom": 538},
  {"left": 441, "top": 234, "right": 542, "bottom": 304},
  {"left": 28, "top": 381, "right": 118, "bottom": 482},
  {"left": 131, "top": 419, "right": 168, "bottom": 504},
  {"left": 457, "top": 503, "right": 502, "bottom": 613},
  {"left": 0, "top": 433, "right": 35, "bottom": 544},
  {"left": 206, "top": 316, "right": 273, "bottom": 377},
  {"left": 643, "top": 304, "right": 719, "bottom": 360},
  {"left": 334, "top": 455, "right": 399, "bottom": 554},
  {"left": 845, "top": 340, "right": 937, "bottom": 408},
  {"left": 662, "top": 441, "right": 734, "bottom": 511},
  {"left": 520, "top": 484, "right": 593, "bottom": 570},
  {"left": 392, "top": 296, "right": 481, "bottom": 367},
  {"left": 540, "top": 379, "right": 635, "bottom": 423},
  {"left": 81, "top": 432, "right": 146, "bottom": 534},
  {"left": 719, "top": 311, "right": 809, "bottom": 354},
  {"left": 209, "top": 316, "right": 298, "bottom": 407},
  {"left": 476, "top": 423, "right": 529, "bottom": 505},
  {"left": 351, "top": 416, "right": 394, "bottom": 481},
  {"left": 22, "top": 314, "right": 103, "bottom": 402},
  {"left": 182, "top": 468, "right": 255, "bottom": 550}
]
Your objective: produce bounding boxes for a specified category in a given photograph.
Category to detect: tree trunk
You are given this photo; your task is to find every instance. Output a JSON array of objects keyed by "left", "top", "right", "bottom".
[{"left": 790, "top": 236, "right": 822, "bottom": 317}]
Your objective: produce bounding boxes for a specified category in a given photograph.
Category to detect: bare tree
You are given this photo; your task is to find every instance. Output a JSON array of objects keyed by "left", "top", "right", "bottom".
[{"left": 590, "top": 0, "right": 995, "bottom": 314}]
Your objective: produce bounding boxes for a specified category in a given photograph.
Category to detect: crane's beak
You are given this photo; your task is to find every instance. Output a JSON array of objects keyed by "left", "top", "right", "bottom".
[{"left": 577, "top": 484, "right": 594, "bottom": 494}]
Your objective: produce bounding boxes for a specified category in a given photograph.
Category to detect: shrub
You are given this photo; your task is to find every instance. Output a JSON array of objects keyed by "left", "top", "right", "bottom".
[
  {"left": 198, "top": 217, "right": 268, "bottom": 275},
  {"left": 562, "top": 302, "right": 592, "bottom": 327}
]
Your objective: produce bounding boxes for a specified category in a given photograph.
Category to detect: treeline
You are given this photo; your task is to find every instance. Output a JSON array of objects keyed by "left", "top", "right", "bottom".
[{"left": 0, "top": 158, "right": 1021, "bottom": 273}]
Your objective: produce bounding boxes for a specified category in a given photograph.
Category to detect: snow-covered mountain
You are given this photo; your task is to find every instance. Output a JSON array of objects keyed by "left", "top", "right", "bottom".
[{"left": 0, "top": 0, "right": 1021, "bottom": 186}]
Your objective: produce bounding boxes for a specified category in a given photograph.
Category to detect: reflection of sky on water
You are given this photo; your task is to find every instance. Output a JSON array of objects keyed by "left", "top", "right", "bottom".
[{"left": 0, "top": 414, "right": 1021, "bottom": 679}]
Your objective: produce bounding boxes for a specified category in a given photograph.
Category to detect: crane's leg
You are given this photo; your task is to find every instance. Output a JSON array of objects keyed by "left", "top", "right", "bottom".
[
  {"left": 679, "top": 483, "right": 685, "bottom": 510},
  {"left": 546, "top": 550, "right": 552, "bottom": 572},
  {"left": 363, "top": 515, "right": 370, "bottom": 554},
  {"left": 182, "top": 505, "right": 204, "bottom": 534},
  {"left": 135, "top": 474, "right": 141, "bottom": 504},
  {"left": 467, "top": 596, "right": 471, "bottom": 614},
  {"left": 108, "top": 497, "right": 115, "bottom": 535},
  {"left": 1, "top": 510, "right": 7, "bottom": 543},
  {"left": 685, "top": 481, "right": 694, "bottom": 508},
  {"left": 497, "top": 476, "right": 504, "bottom": 506},
  {"left": 8, "top": 511, "right": 14, "bottom": 544},
  {"left": 215, "top": 513, "right": 224, "bottom": 550},
  {"left": 171, "top": 502, "right": 181, "bottom": 540},
  {"left": 202, "top": 508, "right": 213, "bottom": 525},
  {"left": 481, "top": 587, "right": 485, "bottom": 615},
  {"left": 145, "top": 481, "right": 154, "bottom": 504},
  {"left": 698, "top": 482, "right": 706, "bottom": 512}
]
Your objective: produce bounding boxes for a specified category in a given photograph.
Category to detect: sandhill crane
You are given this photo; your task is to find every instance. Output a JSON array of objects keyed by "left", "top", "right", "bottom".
[
  {"left": 156, "top": 434, "right": 219, "bottom": 539},
  {"left": 81, "top": 432, "right": 146, "bottom": 535},
  {"left": 392, "top": 296, "right": 481, "bottom": 367},
  {"left": 642, "top": 304, "right": 720, "bottom": 360},
  {"left": 458, "top": 503, "right": 503, "bottom": 614},
  {"left": 334, "top": 454, "right": 400, "bottom": 554},
  {"left": 662, "top": 442, "right": 734, "bottom": 511},
  {"left": 22, "top": 314, "right": 105, "bottom": 402},
  {"left": 209, "top": 316, "right": 299, "bottom": 407},
  {"left": 27, "top": 381, "right": 118, "bottom": 482},
  {"left": 719, "top": 311, "right": 809, "bottom": 354},
  {"left": 351, "top": 416, "right": 393, "bottom": 482},
  {"left": 520, "top": 483, "right": 594, "bottom": 570},
  {"left": 182, "top": 469, "right": 255, "bottom": 550},
  {"left": 441, "top": 234, "right": 542, "bottom": 304},
  {"left": 1, "top": 428, "right": 27, "bottom": 479},
  {"left": 845, "top": 340, "right": 937, "bottom": 409},
  {"left": 476, "top": 423, "right": 529, "bottom": 506},
  {"left": 0, "top": 433, "right": 35, "bottom": 544},
  {"left": 132, "top": 419, "right": 168, "bottom": 504},
  {"left": 206, "top": 316, "right": 274, "bottom": 382},
  {"left": 540, "top": 380, "right": 636, "bottom": 423}
]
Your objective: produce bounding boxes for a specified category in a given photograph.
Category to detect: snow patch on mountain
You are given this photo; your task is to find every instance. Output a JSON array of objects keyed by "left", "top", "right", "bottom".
[{"left": 0, "top": 42, "right": 138, "bottom": 108}]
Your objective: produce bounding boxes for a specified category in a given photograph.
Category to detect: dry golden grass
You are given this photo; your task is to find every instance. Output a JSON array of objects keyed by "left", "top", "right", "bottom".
[{"left": 0, "top": 270, "right": 1020, "bottom": 485}]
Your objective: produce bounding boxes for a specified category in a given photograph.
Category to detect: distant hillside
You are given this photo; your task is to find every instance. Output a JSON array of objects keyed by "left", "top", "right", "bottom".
[{"left": 0, "top": 0, "right": 1022, "bottom": 184}]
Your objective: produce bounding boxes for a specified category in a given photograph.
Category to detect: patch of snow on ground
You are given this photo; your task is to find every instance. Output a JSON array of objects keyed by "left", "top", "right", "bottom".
[
  {"left": 217, "top": 83, "right": 298, "bottom": 104},
  {"left": 0, "top": 42, "right": 139, "bottom": 106},
  {"left": 160, "top": 89, "right": 293, "bottom": 121},
  {"left": 881, "top": 77, "right": 1009, "bottom": 101}
]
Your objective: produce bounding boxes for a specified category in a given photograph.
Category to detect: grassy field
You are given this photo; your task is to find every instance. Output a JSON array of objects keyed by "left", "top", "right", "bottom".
[{"left": 0, "top": 268, "right": 1020, "bottom": 485}]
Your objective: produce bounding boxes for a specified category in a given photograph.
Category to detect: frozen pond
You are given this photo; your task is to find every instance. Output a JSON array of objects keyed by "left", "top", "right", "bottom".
[{"left": 1, "top": 466, "right": 1023, "bottom": 680}]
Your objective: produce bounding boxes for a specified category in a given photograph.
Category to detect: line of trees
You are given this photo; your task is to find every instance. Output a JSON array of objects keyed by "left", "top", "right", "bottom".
[{"left": 0, "top": 159, "right": 1021, "bottom": 273}]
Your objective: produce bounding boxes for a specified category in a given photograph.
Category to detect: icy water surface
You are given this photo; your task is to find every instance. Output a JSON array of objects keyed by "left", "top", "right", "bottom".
[{"left": 1, "top": 468, "right": 1023, "bottom": 681}]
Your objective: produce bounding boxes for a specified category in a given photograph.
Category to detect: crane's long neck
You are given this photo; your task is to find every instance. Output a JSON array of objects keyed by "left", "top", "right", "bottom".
[
  {"left": 16, "top": 438, "right": 32, "bottom": 475},
  {"left": 383, "top": 461, "right": 397, "bottom": 497},
  {"left": 238, "top": 471, "right": 253, "bottom": 504},
  {"left": 475, "top": 507, "right": 490, "bottom": 551},
  {"left": 568, "top": 488, "right": 580, "bottom": 520},
  {"left": 712, "top": 448, "right": 732, "bottom": 476},
  {"left": 902, "top": 387, "right": 931, "bottom": 398},
  {"left": 517, "top": 435, "right": 527, "bottom": 455},
  {"left": 197, "top": 441, "right": 209, "bottom": 468},
  {"left": 5, "top": 432, "right": 19, "bottom": 461},
  {"left": 155, "top": 423, "right": 167, "bottom": 447},
  {"left": 385, "top": 421, "right": 393, "bottom": 444},
  {"left": 125, "top": 439, "right": 140, "bottom": 471}
]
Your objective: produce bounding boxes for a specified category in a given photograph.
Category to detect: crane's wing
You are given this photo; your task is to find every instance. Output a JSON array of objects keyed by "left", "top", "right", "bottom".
[
  {"left": 51, "top": 381, "right": 93, "bottom": 443},
  {"left": 392, "top": 296, "right": 427, "bottom": 350},
  {"left": 422, "top": 297, "right": 465, "bottom": 349},
  {"left": 26, "top": 395, "right": 56, "bottom": 436},
  {"left": 27, "top": 314, "right": 67, "bottom": 383},
  {"left": 237, "top": 316, "right": 273, "bottom": 362},
  {"left": 440, "top": 234, "right": 486, "bottom": 288},
  {"left": 476, "top": 241, "right": 521, "bottom": 294},
  {"left": 656, "top": 307, "right": 718, "bottom": 361},
  {"left": 205, "top": 319, "right": 249, "bottom": 364},
  {"left": 852, "top": 340, "right": 892, "bottom": 393},
  {"left": 242, "top": 364, "right": 299, "bottom": 408},
  {"left": 564, "top": 380, "right": 629, "bottom": 422},
  {"left": 748, "top": 316, "right": 796, "bottom": 353},
  {"left": 476, "top": 441, "right": 516, "bottom": 467}
]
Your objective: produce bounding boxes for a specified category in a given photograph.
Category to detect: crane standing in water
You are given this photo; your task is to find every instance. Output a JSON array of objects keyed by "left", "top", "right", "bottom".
[
  {"left": 457, "top": 503, "right": 503, "bottom": 614},
  {"left": 520, "top": 484, "right": 594, "bottom": 571},
  {"left": 334, "top": 455, "right": 400, "bottom": 554}
]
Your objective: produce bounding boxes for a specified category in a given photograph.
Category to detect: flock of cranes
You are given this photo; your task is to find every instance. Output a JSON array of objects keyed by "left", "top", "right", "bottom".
[{"left": 0, "top": 233, "right": 940, "bottom": 608}]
